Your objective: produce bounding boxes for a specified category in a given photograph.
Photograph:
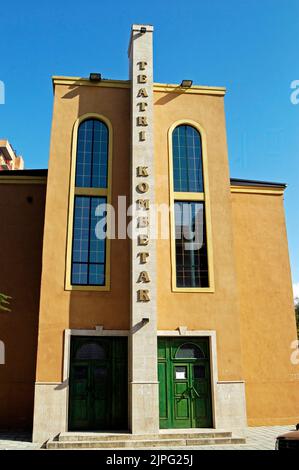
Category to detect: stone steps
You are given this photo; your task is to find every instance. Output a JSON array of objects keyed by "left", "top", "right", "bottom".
[
  {"left": 58, "top": 430, "right": 233, "bottom": 442},
  {"left": 46, "top": 431, "right": 246, "bottom": 449}
]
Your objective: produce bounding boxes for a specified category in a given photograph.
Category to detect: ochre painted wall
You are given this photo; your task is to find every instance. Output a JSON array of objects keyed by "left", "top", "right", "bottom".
[
  {"left": 34, "top": 82, "right": 298, "bottom": 426},
  {"left": 154, "top": 90, "right": 244, "bottom": 382},
  {"left": 35, "top": 84, "right": 131, "bottom": 382},
  {"left": 231, "top": 192, "right": 299, "bottom": 425},
  {"left": 0, "top": 183, "right": 45, "bottom": 429}
]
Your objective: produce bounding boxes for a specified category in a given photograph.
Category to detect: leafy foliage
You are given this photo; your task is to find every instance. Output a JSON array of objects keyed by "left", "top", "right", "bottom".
[{"left": 0, "top": 293, "right": 11, "bottom": 312}]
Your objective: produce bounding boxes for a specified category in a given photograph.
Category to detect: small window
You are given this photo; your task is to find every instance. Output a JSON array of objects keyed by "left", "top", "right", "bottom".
[
  {"left": 93, "top": 366, "right": 108, "bottom": 382},
  {"left": 175, "top": 366, "right": 187, "bottom": 380},
  {"left": 73, "top": 365, "right": 88, "bottom": 380},
  {"left": 175, "top": 343, "right": 205, "bottom": 359},
  {"left": 194, "top": 365, "right": 205, "bottom": 379}
]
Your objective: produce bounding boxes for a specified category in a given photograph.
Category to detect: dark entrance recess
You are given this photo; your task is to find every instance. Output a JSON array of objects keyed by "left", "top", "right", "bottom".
[{"left": 69, "top": 336, "right": 128, "bottom": 431}]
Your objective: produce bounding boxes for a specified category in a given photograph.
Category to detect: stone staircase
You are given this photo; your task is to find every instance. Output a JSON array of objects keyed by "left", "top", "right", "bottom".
[{"left": 46, "top": 429, "right": 246, "bottom": 449}]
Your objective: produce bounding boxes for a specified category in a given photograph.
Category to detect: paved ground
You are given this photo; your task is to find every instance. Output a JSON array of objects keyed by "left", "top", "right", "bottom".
[
  {"left": 0, "top": 425, "right": 294, "bottom": 450},
  {"left": 186, "top": 425, "right": 292, "bottom": 450},
  {"left": 0, "top": 433, "right": 40, "bottom": 450}
]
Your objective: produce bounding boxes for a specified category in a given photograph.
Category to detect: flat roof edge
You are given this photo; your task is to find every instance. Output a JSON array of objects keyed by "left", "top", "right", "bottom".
[
  {"left": 0, "top": 169, "right": 48, "bottom": 177},
  {"left": 51, "top": 76, "right": 226, "bottom": 95},
  {"left": 0, "top": 171, "right": 286, "bottom": 190},
  {"left": 153, "top": 83, "right": 226, "bottom": 96},
  {"left": 230, "top": 178, "right": 287, "bottom": 189},
  {"left": 52, "top": 77, "right": 130, "bottom": 89}
]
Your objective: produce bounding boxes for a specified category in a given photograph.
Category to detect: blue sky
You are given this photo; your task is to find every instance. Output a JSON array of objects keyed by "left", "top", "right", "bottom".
[{"left": 1, "top": 0, "right": 298, "bottom": 289}]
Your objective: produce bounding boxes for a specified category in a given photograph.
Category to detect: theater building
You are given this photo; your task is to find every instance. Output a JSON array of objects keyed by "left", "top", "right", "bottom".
[{"left": 0, "top": 25, "right": 298, "bottom": 444}]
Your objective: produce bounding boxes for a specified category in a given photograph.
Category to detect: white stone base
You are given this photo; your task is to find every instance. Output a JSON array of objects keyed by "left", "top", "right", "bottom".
[
  {"left": 32, "top": 379, "right": 247, "bottom": 443},
  {"left": 130, "top": 382, "right": 160, "bottom": 434},
  {"left": 32, "top": 382, "right": 68, "bottom": 443},
  {"left": 215, "top": 381, "right": 247, "bottom": 430}
]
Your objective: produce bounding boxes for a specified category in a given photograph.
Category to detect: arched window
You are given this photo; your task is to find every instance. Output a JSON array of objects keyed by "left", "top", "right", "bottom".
[
  {"left": 75, "top": 342, "right": 106, "bottom": 361},
  {"left": 75, "top": 119, "right": 108, "bottom": 188},
  {"left": 170, "top": 122, "right": 211, "bottom": 290},
  {"left": 172, "top": 125, "right": 204, "bottom": 193},
  {"left": 69, "top": 117, "right": 111, "bottom": 288},
  {"left": 175, "top": 343, "right": 205, "bottom": 359}
]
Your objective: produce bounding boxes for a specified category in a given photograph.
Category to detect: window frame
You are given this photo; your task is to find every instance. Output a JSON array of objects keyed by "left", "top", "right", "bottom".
[
  {"left": 65, "top": 113, "right": 113, "bottom": 291},
  {"left": 168, "top": 119, "right": 215, "bottom": 293}
]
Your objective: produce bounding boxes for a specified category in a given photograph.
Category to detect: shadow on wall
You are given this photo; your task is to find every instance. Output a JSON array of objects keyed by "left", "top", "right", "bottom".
[
  {"left": 154, "top": 87, "right": 188, "bottom": 106},
  {"left": 0, "top": 185, "right": 46, "bottom": 430}
]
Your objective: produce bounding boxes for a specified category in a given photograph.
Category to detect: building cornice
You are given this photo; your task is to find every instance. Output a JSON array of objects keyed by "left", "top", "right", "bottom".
[
  {"left": 52, "top": 76, "right": 130, "bottom": 90},
  {"left": 230, "top": 177, "right": 286, "bottom": 188},
  {"left": 154, "top": 83, "right": 226, "bottom": 96},
  {"left": 0, "top": 175, "right": 47, "bottom": 184},
  {"left": 52, "top": 76, "right": 226, "bottom": 96},
  {"left": 230, "top": 178, "right": 286, "bottom": 195},
  {"left": 0, "top": 169, "right": 47, "bottom": 184},
  {"left": 230, "top": 186, "right": 285, "bottom": 196}
]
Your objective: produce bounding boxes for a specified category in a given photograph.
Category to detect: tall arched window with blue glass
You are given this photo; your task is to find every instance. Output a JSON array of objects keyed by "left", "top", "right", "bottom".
[
  {"left": 171, "top": 124, "right": 211, "bottom": 290},
  {"left": 71, "top": 118, "right": 110, "bottom": 288}
]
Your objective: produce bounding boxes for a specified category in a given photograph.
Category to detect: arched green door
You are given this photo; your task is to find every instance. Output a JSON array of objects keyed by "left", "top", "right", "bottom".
[
  {"left": 69, "top": 336, "right": 128, "bottom": 431},
  {"left": 158, "top": 337, "right": 212, "bottom": 429}
]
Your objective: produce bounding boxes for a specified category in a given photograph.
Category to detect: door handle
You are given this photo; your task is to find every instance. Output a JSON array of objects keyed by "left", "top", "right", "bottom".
[
  {"left": 189, "top": 386, "right": 200, "bottom": 398},
  {"left": 180, "top": 386, "right": 200, "bottom": 400}
]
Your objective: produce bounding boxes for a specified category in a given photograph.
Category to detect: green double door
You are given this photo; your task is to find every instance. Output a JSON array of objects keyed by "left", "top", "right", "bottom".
[
  {"left": 158, "top": 337, "right": 212, "bottom": 429},
  {"left": 69, "top": 336, "right": 128, "bottom": 431}
]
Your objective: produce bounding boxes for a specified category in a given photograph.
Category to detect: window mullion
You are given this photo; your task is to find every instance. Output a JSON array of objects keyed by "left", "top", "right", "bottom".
[
  {"left": 75, "top": 187, "right": 108, "bottom": 197},
  {"left": 87, "top": 197, "right": 92, "bottom": 285},
  {"left": 173, "top": 192, "right": 204, "bottom": 201},
  {"left": 90, "top": 119, "right": 95, "bottom": 188}
]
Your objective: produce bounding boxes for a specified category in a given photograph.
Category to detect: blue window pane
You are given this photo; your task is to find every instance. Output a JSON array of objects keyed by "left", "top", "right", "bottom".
[
  {"left": 72, "top": 263, "right": 88, "bottom": 285},
  {"left": 89, "top": 264, "right": 105, "bottom": 285},
  {"left": 172, "top": 125, "right": 204, "bottom": 193},
  {"left": 90, "top": 198, "right": 106, "bottom": 264},
  {"left": 72, "top": 197, "right": 90, "bottom": 263},
  {"left": 71, "top": 196, "right": 106, "bottom": 286},
  {"left": 75, "top": 119, "right": 108, "bottom": 189}
]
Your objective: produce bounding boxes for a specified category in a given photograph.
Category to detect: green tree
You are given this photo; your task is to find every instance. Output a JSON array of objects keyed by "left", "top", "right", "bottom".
[{"left": 0, "top": 293, "right": 11, "bottom": 312}]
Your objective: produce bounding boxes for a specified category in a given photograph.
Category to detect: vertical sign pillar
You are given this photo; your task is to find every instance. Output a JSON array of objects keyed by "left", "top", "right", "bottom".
[{"left": 128, "top": 24, "right": 159, "bottom": 434}]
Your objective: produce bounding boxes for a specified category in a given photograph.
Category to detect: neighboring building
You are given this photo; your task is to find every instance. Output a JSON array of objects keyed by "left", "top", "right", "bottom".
[
  {"left": 0, "top": 140, "right": 24, "bottom": 170},
  {"left": 0, "top": 25, "right": 298, "bottom": 443}
]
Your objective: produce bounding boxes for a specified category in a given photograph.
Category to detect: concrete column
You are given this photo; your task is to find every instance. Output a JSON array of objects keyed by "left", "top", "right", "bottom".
[{"left": 128, "top": 24, "right": 159, "bottom": 434}]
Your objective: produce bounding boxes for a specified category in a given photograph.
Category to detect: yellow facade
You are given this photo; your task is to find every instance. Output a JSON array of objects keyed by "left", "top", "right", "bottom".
[{"left": 232, "top": 191, "right": 299, "bottom": 425}]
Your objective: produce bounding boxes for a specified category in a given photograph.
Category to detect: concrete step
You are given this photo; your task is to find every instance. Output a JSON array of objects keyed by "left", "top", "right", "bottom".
[
  {"left": 47, "top": 436, "right": 246, "bottom": 449},
  {"left": 58, "top": 430, "right": 233, "bottom": 442},
  {"left": 186, "top": 437, "right": 246, "bottom": 446}
]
